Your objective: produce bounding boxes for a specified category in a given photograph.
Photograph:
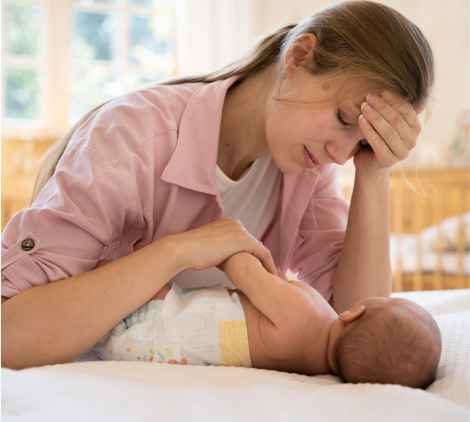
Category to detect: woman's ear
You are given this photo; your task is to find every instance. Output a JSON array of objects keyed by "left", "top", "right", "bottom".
[{"left": 284, "top": 33, "right": 317, "bottom": 75}]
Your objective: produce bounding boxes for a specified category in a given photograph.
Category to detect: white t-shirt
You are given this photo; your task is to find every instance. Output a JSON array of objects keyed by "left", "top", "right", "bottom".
[{"left": 171, "top": 152, "right": 282, "bottom": 289}]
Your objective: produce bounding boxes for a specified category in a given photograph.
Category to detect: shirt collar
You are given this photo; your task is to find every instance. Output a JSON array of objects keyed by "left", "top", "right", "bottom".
[{"left": 161, "top": 74, "right": 244, "bottom": 195}]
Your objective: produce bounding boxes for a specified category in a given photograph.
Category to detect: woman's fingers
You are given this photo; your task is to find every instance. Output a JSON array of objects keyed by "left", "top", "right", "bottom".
[
  {"left": 380, "top": 91, "right": 422, "bottom": 131},
  {"left": 414, "top": 99, "right": 426, "bottom": 116},
  {"left": 361, "top": 96, "right": 410, "bottom": 158},
  {"left": 178, "top": 217, "right": 276, "bottom": 275},
  {"left": 359, "top": 112, "right": 400, "bottom": 168},
  {"left": 358, "top": 91, "right": 422, "bottom": 169},
  {"left": 253, "top": 244, "right": 277, "bottom": 275},
  {"left": 230, "top": 218, "right": 277, "bottom": 275}
]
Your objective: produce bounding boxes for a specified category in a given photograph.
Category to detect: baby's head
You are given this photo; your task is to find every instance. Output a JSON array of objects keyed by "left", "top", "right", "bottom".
[{"left": 326, "top": 297, "right": 442, "bottom": 389}]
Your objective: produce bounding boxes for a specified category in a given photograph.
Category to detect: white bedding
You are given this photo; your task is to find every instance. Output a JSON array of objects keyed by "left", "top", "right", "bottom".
[{"left": 2, "top": 288, "right": 469, "bottom": 422}]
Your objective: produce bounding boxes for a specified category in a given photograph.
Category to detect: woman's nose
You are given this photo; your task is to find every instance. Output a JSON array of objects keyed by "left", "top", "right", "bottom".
[
  {"left": 329, "top": 131, "right": 364, "bottom": 165},
  {"left": 329, "top": 141, "right": 361, "bottom": 165}
]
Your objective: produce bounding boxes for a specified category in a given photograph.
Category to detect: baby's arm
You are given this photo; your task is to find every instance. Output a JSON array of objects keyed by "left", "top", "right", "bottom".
[{"left": 222, "top": 253, "right": 316, "bottom": 329}]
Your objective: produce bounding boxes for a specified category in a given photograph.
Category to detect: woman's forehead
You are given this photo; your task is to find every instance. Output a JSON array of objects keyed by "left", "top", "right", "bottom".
[
  {"left": 327, "top": 74, "right": 387, "bottom": 102},
  {"left": 319, "top": 76, "right": 373, "bottom": 106}
]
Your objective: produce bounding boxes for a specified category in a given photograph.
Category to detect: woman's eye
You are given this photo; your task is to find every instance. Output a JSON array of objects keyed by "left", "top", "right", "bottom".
[{"left": 336, "top": 112, "right": 350, "bottom": 127}]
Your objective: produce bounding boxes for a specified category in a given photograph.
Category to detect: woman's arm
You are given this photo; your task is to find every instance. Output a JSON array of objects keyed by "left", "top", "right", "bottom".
[
  {"left": 331, "top": 168, "right": 392, "bottom": 314},
  {"left": 2, "top": 218, "right": 276, "bottom": 370},
  {"left": 331, "top": 91, "right": 424, "bottom": 314},
  {"left": 1, "top": 235, "right": 184, "bottom": 370}
]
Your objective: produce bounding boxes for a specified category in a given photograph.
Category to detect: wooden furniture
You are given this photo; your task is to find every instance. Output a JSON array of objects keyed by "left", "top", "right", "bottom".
[
  {"left": 389, "top": 170, "right": 469, "bottom": 292},
  {"left": 341, "top": 169, "right": 469, "bottom": 292},
  {"left": 1, "top": 138, "right": 57, "bottom": 232}
]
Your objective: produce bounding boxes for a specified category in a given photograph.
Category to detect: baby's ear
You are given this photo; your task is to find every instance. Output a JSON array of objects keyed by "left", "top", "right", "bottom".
[{"left": 339, "top": 306, "right": 365, "bottom": 321}]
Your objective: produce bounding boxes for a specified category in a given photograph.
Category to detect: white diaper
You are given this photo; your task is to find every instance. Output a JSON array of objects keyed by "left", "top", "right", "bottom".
[{"left": 94, "top": 281, "right": 252, "bottom": 367}]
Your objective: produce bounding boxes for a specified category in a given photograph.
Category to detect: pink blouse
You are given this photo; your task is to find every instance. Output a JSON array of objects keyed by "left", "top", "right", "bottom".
[{"left": 1, "top": 74, "right": 349, "bottom": 301}]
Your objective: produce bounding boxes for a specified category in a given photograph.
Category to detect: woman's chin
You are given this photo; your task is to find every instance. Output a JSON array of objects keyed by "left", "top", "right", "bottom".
[
  {"left": 278, "top": 164, "right": 303, "bottom": 176},
  {"left": 270, "top": 154, "right": 303, "bottom": 176}
]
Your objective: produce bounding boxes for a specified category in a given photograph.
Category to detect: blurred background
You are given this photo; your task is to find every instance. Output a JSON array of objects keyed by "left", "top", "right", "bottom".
[{"left": 1, "top": 0, "right": 469, "bottom": 291}]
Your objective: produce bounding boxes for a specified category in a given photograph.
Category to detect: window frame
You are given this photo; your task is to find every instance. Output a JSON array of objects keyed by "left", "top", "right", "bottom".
[{"left": 1, "top": 0, "right": 182, "bottom": 141}]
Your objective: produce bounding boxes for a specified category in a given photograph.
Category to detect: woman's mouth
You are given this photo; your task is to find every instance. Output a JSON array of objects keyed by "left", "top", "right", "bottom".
[{"left": 303, "top": 146, "right": 318, "bottom": 168}]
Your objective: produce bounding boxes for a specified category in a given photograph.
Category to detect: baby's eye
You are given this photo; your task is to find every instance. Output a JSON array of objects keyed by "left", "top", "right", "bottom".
[{"left": 336, "top": 111, "right": 351, "bottom": 127}]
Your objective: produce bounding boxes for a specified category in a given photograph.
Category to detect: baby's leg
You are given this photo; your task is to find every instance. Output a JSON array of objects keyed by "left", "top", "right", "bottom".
[{"left": 148, "top": 283, "right": 171, "bottom": 302}]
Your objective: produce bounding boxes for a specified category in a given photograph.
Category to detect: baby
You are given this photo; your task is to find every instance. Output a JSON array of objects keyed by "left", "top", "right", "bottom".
[{"left": 94, "top": 252, "right": 442, "bottom": 389}]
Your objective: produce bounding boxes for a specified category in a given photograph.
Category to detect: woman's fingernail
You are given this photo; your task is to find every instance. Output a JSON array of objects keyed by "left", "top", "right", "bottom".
[{"left": 360, "top": 114, "right": 368, "bottom": 124}]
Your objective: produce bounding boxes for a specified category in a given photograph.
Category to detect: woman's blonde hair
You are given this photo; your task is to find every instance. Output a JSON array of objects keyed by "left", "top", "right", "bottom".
[{"left": 28, "top": 0, "right": 434, "bottom": 206}]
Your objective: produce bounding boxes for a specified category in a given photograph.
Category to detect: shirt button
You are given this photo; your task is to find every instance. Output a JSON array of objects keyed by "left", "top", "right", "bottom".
[{"left": 21, "top": 239, "right": 35, "bottom": 251}]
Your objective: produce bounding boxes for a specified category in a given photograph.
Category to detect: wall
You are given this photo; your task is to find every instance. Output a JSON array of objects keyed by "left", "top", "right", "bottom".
[{"left": 180, "top": 0, "right": 469, "bottom": 181}]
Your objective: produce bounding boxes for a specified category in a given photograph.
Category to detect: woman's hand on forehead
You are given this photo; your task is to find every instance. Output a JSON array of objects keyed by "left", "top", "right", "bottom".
[{"left": 353, "top": 90, "right": 424, "bottom": 174}]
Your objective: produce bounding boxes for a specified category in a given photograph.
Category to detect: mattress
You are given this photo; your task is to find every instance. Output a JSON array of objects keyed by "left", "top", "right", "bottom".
[{"left": 2, "top": 288, "right": 469, "bottom": 422}]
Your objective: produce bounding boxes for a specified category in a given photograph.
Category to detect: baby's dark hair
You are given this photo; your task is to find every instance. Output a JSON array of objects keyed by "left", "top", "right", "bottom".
[{"left": 331, "top": 298, "right": 442, "bottom": 389}]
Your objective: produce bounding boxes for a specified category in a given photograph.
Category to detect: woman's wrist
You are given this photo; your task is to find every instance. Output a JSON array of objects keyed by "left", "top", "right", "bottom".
[
  {"left": 155, "top": 233, "right": 191, "bottom": 274},
  {"left": 355, "top": 166, "right": 390, "bottom": 180}
]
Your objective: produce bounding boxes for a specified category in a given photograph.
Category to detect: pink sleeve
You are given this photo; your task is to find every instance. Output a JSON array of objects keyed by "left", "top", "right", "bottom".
[
  {"left": 288, "top": 164, "right": 350, "bottom": 301},
  {"left": 1, "top": 146, "right": 138, "bottom": 298}
]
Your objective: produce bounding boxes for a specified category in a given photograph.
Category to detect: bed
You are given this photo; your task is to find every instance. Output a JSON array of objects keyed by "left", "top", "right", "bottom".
[
  {"left": 2, "top": 165, "right": 469, "bottom": 420},
  {"left": 2, "top": 288, "right": 468, "bottom": 421}
]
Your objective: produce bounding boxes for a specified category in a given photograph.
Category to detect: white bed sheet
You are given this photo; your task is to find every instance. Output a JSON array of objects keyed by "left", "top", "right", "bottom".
[{"left": 2, "top": 289, "right": 469, "bottom": 422}]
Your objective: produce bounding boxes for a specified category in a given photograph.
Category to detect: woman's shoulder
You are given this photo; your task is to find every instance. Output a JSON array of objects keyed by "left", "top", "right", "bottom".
[
  {"left": 94, "top": 81, "right": 206, "bottom": 135},
  {"left": 69, "top": 81, "right": 206, "bottom": 166}
]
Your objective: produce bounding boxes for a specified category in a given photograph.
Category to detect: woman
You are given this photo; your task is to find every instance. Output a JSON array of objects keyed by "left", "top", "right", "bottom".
[{"left": 1, "top": 1, "right": 433, "bottom": 370}]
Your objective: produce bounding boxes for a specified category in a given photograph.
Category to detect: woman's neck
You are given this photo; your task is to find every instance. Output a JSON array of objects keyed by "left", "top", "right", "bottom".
[{"left": 217, "top": 69, "right": 273, "bottom": 181}]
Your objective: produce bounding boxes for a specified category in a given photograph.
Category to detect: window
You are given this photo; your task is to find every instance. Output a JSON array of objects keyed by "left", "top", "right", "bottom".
[{"left": 2, "top": 0, "right": 179, "bottom": 140}]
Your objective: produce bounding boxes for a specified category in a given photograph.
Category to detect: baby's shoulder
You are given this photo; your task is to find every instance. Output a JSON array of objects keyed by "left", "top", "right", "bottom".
[
  {"left": 288, "top": 280, "right": 313, "bottom": 293},
  {"left": 283, "top": 280, "right": 330, "bottom": 341},
  {"left": 249, "top": 282, "right": 329, "bottom": 373},
  {"left": 287, "top": 280, "right": 320, "bottom": 304}
]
